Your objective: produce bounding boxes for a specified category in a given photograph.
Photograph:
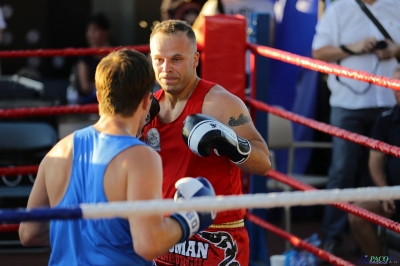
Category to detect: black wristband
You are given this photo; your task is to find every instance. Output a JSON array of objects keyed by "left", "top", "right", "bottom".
[{"left": 340, "top": 45, "right": 357, "bottom": 55}]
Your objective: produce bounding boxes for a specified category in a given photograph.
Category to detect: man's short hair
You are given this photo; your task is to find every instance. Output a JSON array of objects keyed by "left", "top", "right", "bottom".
[
  {"left": 95, "top": 49, "right": 155, "bottom": 117},
  {"left": 150, "top": 20, "right": 197, "bottom": 50}
]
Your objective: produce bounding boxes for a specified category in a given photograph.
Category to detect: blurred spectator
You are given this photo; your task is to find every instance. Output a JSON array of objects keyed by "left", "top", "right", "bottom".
[
  {"left": 16, "top": 66, "right": 41, "bottom": 81},
  {"left": 312, "top": 0, "right": 400, "bottom": 256},
  {"left": 160, "top": 0, "right": 207, "bottom": 25},
  {"left": 67, "top": 12, "right": 110, "bottom": 104},
  {"left": 0, "top": 6, "right": 7, "bottom": 75},
  {"left": 348, "top": 66, "right": 400, "bottom": 256},
  {"left": 0, "top": 7, "right": 6, "bottom": 44}
]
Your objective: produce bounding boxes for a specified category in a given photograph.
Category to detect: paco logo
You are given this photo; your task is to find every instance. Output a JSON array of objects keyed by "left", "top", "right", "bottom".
[{"left": 357, "top": 255, "right": 398, "bottom": 264}]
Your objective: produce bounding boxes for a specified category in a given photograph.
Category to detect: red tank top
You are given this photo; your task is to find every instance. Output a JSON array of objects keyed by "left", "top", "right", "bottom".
[{"left": 143, "top": 79, "right": 245, "bottom": 224}]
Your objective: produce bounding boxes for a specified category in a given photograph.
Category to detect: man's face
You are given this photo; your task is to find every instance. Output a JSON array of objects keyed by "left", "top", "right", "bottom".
[
  {"left": 86, "top": 23, "right": 108, "bottom": 47},
  {"left": 393, "top": 70, "right": 400, "bottom": 105},
  {"left": 150, "top": 32, "right": 199, "bottom": 95}
]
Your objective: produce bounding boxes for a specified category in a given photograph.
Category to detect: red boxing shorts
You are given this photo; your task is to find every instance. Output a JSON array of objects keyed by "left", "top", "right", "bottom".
[{"left": 154, "top": 220, "right": 249, "bottom": 266}]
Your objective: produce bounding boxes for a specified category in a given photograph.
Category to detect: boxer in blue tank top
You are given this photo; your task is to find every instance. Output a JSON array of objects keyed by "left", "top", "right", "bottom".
[{"left": 19, "top": 49, "right": 216, "bottom": 265}]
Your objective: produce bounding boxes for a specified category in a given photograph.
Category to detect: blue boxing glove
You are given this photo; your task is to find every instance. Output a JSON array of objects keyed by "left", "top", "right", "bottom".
[
  {"left": 170, "top": 177, "right": 217, "bottom": 243},
  {"left": 182, "top": 114, "right": 251, "bottom": 164}
]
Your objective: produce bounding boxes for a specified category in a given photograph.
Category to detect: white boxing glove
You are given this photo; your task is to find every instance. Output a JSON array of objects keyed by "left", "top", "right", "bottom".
[
  {"left": 170, "top": 177, "right": 217, "bottom": 243},
  {"left": 182, "top": 114, "right": 251, "bottom": 164}
]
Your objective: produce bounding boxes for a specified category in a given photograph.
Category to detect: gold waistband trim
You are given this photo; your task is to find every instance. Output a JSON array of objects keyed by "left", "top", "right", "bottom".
[{"left": 209, "top": 219, "right": 245, "bottom": 229}]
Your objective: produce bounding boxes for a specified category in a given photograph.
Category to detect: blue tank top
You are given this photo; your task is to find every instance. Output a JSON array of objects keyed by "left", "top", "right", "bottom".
[{"left": 49, "top": 126, "right": 153, "bottom": 266}]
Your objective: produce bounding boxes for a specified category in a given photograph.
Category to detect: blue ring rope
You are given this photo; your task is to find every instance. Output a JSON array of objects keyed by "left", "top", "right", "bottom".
[{"left": 0, "top": 207, "right": 83, "bottom": 223}]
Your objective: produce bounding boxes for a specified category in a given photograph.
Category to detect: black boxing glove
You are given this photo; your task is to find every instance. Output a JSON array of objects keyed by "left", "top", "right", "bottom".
[
  {"left": 182, "top": 114, "right": 251, "bottom": 164},
  {"left": 138, "top": 94, "right": 160, "bottom": 138}
]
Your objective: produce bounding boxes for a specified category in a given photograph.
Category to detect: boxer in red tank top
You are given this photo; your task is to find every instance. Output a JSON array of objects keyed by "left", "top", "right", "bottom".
[{"left": 144, "top": 20, "right": 271, "bottom": 266}]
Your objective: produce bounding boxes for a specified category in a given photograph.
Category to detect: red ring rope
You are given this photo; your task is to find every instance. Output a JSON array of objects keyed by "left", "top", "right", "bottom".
[
  {"left": 246, "top": 98, "right": 400, "bottom": 158},
  {"left": 0, "top": 45, "right": 150, "bottom": 58},
  {"left": 0, "top": 43, "right": 398, "bottom": 91},
  {"left": 0, "top": 44, "right": 205, "bottom": 58},
  {"left": 0, "top": 104, "right": 98, "bottom": 119},
  {"left": 248, "top": 43, "right": 400, "bottom": 91},
  {"left": 0, "top": 224, "right": 19, "bottom": 233},
  {"left": 0, "top": 165, "right": 39, "bottom": 176},
  {"left": 245, "top": 213, "right": 354, "bottom": 266},
  {"left": 267, "top": 169, "right": 400, "bottom": 234}
]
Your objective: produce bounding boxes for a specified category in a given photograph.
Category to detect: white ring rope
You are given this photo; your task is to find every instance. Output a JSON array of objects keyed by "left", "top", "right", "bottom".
[{"left": 81, "top": 186, "right": 400, "bottom": 219}]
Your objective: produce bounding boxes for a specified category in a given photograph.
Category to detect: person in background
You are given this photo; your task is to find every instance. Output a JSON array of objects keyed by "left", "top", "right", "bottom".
[
  {"left": 0, "top": 7, "right": 6, "bottom": 45},
  {"left": 160, "top": 0, "right": 207, "bottom": 25},
  {"left": 348, "top": 66, "right": 400, "bottom": 256},
  {"left": 69, "top": 12, "right": 111, "bottom": 104},
  {"left": 0, "top": 7, "right": 7, "bottom": 75},
  {"left": 312, "top": 0, "right": 400, "bottom": 255}
]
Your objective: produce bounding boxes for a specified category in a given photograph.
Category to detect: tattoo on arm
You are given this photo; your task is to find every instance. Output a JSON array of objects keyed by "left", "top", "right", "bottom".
[{"left": 228, "top": 114, "right": 252, "bottom": 127}]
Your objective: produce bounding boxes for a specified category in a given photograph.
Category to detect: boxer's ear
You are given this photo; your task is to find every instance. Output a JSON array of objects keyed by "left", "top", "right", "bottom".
[
  {"left": 96, "top": 91, "right": 101, "bottom": 102},
  {"left": 142, "top": 92, "right": 152, "bottom": 112}
]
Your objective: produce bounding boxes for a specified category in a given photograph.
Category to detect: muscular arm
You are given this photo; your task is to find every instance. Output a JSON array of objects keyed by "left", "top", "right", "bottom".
[
  {"left": 126, "top": 146, "right": 183, "bottom": 261},
  {"left": 19, "top": 159, "right": 50, "bottom": 246},
  {"left": 203, "top": 86, "right": 271, "bottom": 176}
]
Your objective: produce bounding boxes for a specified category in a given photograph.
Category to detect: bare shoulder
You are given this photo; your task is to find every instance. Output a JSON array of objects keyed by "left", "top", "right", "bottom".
[
  {"left": 119, "top": 144, "right": 163, "bottom": 201},
  {"left": 38, "top": 134, "right": 74, "bottom": 200},
  {"left": 122, "top": 144, "right": 160, "bottom": 159},
  {"left": 118, "top": 144, "right": 162, "bottom": 170},
  {"left": 204, "top": 85, "right": 244, "bottom": 105},
  {"left": 45, "top": 133, "right": 74, "bottom": 162},
  {"left": 203, "top": 85, "right": 251, "bottom": 126}
]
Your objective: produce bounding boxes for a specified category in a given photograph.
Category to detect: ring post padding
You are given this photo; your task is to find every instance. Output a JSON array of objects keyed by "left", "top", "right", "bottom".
[
  {"left": 201, "top": 14, "right": 246, "bottom": 100},
  {"left": 247, "top": 12, "right": 271, "bottom": 266}
]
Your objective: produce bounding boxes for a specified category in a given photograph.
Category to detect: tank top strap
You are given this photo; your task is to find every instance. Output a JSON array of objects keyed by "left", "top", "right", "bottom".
[
  {"left": 189, "top": 79, "right": 216, "bottom": 102},
  {"left": 184, "top": 79, "right": 216, "bottom": 115},
  {"left": 67, "top": 126, "right": 145, "bottom": 204},
  {"left": 153, "top": 79, "right": 216, "bottom": 103},
  {"left": 153, "top": 88, "right": 163, "bottom": 100}
]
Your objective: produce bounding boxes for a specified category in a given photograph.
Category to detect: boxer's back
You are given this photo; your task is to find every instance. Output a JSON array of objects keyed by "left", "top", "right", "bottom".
[{"left": 44, "top": 126, "right": 152, "bottom": 265}]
